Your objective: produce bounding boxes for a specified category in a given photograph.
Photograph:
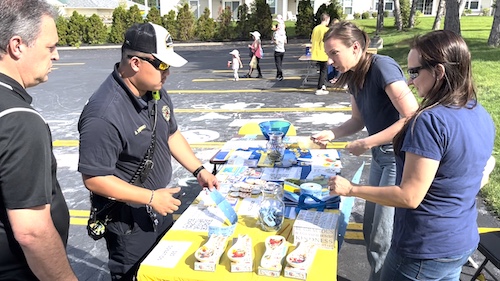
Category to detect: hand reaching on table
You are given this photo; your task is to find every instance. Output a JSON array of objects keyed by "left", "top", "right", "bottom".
[
  {"left": 328, "top": 175, "right": 354, "bottom": 196},
  {"left": 344, "top": 138, "right": 370, "bottom": 156},
  {"left": 149, "top": 187, "right": 182, "bottom": 216},
  {"left": 197, "top": 169, "right": 219, "bottom": 191}
]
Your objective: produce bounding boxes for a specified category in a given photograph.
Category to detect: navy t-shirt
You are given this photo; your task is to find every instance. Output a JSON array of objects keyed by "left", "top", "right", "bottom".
[
  {"left": 393, "top": 102, "right": 495, "bottom": 259},
  {"left": 352, "top": 54, "right": 405, "bottom": 135}
]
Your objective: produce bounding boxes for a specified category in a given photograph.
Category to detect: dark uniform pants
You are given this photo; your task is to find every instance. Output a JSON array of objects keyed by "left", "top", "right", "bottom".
[{"left": 104, "top": 204, "right": 173, "bottom": 280}]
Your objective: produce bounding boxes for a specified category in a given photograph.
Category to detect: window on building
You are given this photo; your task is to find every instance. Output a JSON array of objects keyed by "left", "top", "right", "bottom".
[
  {"left": 189, "top": 0, "right": 199, "bottom": 19},
  {"left": 343, "top": 0, "right": 352, "bottom": 14},
  {"left": 267, "top": 0, "right": 276, "bottom": 14},
  {"left": 467, "top": 1, "right": 479, "bottom": 9},
  {"left": 416, "top": 0, "right": 433, "bottom": 15},
  {"left": 384, "top": 1, "right": 393, "bottom": 11},
  {"left": 223, "top": 1, "right": 240, "bottom": 19}
]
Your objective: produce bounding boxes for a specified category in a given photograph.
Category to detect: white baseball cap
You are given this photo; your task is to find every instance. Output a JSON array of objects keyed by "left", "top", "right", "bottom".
[
  {"left": 229, "top": 49, "right": 240, "bottom": 56},
  {"left": 250, "top": 31, "right": 261, "bottom": 39},
  {"left": 123, "top": 22, "right": 187, "bottom": 67}
]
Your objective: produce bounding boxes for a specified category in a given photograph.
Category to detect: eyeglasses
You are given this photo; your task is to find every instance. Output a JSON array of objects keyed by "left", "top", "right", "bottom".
[
  {"left": 127, "top": 55, "right": 170, "bottom": 71},
  {"left": 407, "top": 66, "right": 426, "bottom": 80}
]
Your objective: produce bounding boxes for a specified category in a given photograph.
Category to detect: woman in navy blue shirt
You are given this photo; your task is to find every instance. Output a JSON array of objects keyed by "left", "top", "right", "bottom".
[{"left": 329, "top": 30, "right": 495, "bottom": 281}]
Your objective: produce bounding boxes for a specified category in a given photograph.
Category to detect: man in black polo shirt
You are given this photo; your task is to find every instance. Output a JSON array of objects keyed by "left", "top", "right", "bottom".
[
  {"left": 77, "top": 23, "right": 219, "bottom": 280},
  {"left": 0, "top": 0, "right": 77, "bottom": 280}
]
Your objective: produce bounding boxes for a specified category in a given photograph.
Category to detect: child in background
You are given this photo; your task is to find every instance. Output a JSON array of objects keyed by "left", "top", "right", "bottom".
[{"left": 229, "top": 49, "right": 243, "bottom": 81}]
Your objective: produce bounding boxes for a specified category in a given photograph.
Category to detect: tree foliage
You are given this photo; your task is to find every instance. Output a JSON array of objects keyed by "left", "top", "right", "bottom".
[
  {"left": 216, "top": 6, "right": 235, "bottom": 40},
  {"left": 248, "top": 0, "right": 272, "bottom": 39},
  {"left": 146, "top": 6, "right": 162, "bottom": 25},
  {"left": 56, "top": 16, "right": 69, "bottom": 46},
  {"left": 84, "top": 14, "right": 107, "bottom": 45},
  {"left": 196, "top": 7, "right": 216, "bottom": 41},
  {"left": 177, "top": 3, "right": 195, "bottom": 41},
  {"left": 66, "top": 11, "right": 86, "bottom": 46},
  {"left": 109, "top": 6, "right": 128, "bottom": 43},
  {"left": 296, "top": 0, "right": 314, "bottom": 38},
  {"left": 235, "top": 4, "right": 251, "bottom": 40},
  {"left": 162, "top": 10, "right": 177, "bottom": 37},
  {"left": 126, "top": 5, "right": 144, "bottom": 27}
]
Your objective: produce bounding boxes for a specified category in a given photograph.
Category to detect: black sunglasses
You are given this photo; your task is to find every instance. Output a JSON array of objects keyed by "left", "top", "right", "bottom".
[
  {"left": 407, "top": 66, "right": 426, "bottom": 80},
  {"left": 127, "top": 55, "right": 170, "bottom": 71}
]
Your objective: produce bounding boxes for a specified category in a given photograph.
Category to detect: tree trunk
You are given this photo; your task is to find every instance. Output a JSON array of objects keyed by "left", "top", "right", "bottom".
[
  {"left": 394, "top": 0, "right": 403, "bottom": 31},
  {"left": 408, "top": 0, "right": 418, "bottom": 28},
  {"left": 459, "top": 0, "right": 467, "bottom": 18},
  {"left": 488, "top": 0, "right": 500, "bottom": 47},
  {"left": 444, "top": 0, "right": 461, "bottom": 35},
  {"left": 433, "top": 0, "right": 446, "bottom": 30},
  {"left": 376, "top": 0, "right": 384, "bottom": 35}
]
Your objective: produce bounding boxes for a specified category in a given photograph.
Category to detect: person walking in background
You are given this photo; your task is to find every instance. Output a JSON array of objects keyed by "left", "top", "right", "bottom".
[
  {"left": 0, "top": 0, "right": 77, "bottom": 280},
  {"left": 311, "top": 13, "right": 330, "bottom": 95},
  {"left": 77, "top": 22, "right": 219, "bottom": 280},
  {"left": 327, "top": 18, "right": 340, "bottom": 84},
  {"left": 228, "top": 49, "right": 243, "bottom": 81},
  {"left": 329, "top": 30, "right": 495, "bottom": 281},
  {"left": 312, "top": 21, "right": 419, "bottom": 281},
  {"left": 244, "top": 31, "right": 263, "bottom": 78},
  {"left": 273, "top": 23, "right": 287, "bottom": 81}
]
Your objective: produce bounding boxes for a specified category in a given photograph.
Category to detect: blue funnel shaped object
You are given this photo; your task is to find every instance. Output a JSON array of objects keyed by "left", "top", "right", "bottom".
[{"left": 259, "top": 120, "right": 291, "bottom": 140}]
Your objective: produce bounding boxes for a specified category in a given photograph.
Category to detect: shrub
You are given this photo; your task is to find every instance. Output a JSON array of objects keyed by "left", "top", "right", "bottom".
[
  {"left": 383, "top": 11, "right": 389, "bottom": 17},
  {"left": 361, "top": 12, "right": 370, "bottom": 19},
  {"left": 66, "top": 11, "right": 86, "bottom": 46},
  {"left": 195, "top": 7, "right": 216, "bottom": 41},
  {"left": 146, "top": 6, "right": 162, "bottom": 25},
  {"left": 126, "top": 5, "right": 143, "bottom": 27},
  {"left": 295, "top": 0, "right": 314, "bottom": 38},
  {"left": 372, "top": 11, "right": 377, "bottom": 18},
  {"left": 481, "top": 8, "right": 491, "bottom": 16},
  {"left": 215, "top": 6, "right": 234, "bottom": 40},
  {"left": 84, "top": 14, "right": 107, "bottom": 45},
  {"left": 353, "top": 12, "right": 361, "bottom": 19},
  {"left": 162, "top": 10, "right": 177, "bottom": 36},
  {"left": 464, "top": 9, "right": 472, "bottom": 15},
  {"left": 314, "top": 3, "right": 328, "bottom": 26},
  {"left": 108, "top": 6, "right": 128, "bottom": 44},
  {"left": 248, "top": 0, "right": 272, "bottom": 39},
  {"left": 56, "top": 16, "right": 69, "bottom": 46},
  {"left": 176, "top": 3, "right": 195, "bottom": 41},
  {"left": 235, "top": 4, "right": 251, "bottom": 39},
  {"left": 326, "top": 0, "right": 344, "bottom": 21}
]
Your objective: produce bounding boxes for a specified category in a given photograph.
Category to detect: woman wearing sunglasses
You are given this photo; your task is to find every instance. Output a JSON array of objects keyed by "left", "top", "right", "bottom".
[
  {"left": 329, "top": 30, "right": 495, "bottom": 281},
  {"left": 312, "top": 21, "right": 419, "bottom": 281}
]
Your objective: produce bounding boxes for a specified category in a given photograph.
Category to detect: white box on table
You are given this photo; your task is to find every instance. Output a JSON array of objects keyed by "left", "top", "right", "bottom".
[{"left": 292, "top": 210, "right": 340, "bottom": 250}]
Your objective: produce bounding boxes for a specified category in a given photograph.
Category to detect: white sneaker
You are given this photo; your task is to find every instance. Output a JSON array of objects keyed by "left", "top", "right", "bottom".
[
  {"left": 315, "top": 89, "right": 329, "bottom": 95},
  {"left": 321, "top": 85, "right": 327, "bottom": 90}
]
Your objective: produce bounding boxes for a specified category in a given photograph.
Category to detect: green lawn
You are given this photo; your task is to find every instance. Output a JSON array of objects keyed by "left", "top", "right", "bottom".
[{"left": 291, "top": 16, "right": 500, "bottom": 215}]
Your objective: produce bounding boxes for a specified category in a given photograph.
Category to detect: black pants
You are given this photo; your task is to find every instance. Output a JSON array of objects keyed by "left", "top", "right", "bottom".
[
  {"left": 274, "top": 51, "right": 284, "bottom": 78},
  {"left": 104, "top": 204, "right": 173, "bottom": 280},
  {"left": 317, "top": 61, "right": 328, "bottom": 89}
]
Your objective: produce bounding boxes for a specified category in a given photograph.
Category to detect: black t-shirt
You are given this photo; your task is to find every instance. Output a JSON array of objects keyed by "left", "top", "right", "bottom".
[{"left": 0, "top": 73, "right": 70, "bottom": 279}]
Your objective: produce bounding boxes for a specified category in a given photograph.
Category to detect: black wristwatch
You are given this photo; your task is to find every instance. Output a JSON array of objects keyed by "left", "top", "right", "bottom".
[{"left": 192, "top": 166, "right": 206, "bottom": 178}]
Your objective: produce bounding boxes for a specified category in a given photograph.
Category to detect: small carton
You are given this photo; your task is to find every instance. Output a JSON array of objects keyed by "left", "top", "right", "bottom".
[
  {"left": 257, "top": 235, "right": 288, "bottom": 277},
  {"left": 228, "top": 235, "right": 253, "bottom": 272},
  {"left": 284, "top": 242, "right": 318, "bottom": 280},
  {"left": 194, "top": 234, "right": 228, "bottom": 272},
  {"left": 292, "top": 210, "right": 340, "bottom": 250}
]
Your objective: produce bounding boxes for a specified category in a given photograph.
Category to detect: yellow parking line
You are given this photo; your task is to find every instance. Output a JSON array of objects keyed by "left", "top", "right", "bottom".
[{"left": 53, "top": 140, "right": 79, "bottom": 147}]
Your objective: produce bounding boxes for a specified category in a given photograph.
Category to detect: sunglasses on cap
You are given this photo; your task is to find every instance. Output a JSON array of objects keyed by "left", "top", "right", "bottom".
[
  {"left": 407, "top": 66, "right": 426, "bottom": 80},
  {"left": 127, "top": 55, "right": 170, "bottom": 71}
]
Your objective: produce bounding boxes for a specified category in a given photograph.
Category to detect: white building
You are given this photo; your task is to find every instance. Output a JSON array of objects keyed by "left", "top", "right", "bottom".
[{"left": 159, "top": 0, "right": 495, "bottom": 20}]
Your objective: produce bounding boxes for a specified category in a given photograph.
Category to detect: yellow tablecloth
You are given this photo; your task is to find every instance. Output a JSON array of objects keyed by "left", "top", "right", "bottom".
[{"left": 137, "top": 215, "right": 337, "bottom": 281}]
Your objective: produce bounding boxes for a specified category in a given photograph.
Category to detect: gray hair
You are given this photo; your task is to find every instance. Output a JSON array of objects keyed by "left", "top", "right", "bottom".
[{"left": 0, "top": 0, "right": 57, "bottom": 55}]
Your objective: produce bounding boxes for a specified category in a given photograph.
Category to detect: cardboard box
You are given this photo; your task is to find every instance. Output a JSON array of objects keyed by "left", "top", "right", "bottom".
[{"left": 292, "top": 210, "right": 340, "bottom": 250}]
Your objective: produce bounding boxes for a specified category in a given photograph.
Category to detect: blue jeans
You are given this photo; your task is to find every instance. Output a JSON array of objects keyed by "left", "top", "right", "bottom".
[
  {"left": 380, "top": 247, "right": 475, "bottom": 281},
  {"left": 364, "top": 144, "right": 396, "bottom": 281}
]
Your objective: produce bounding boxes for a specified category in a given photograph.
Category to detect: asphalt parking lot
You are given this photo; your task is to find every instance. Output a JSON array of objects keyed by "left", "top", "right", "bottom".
[{"left": 27, "top": 40, "right": 500, "bottom": 281}]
